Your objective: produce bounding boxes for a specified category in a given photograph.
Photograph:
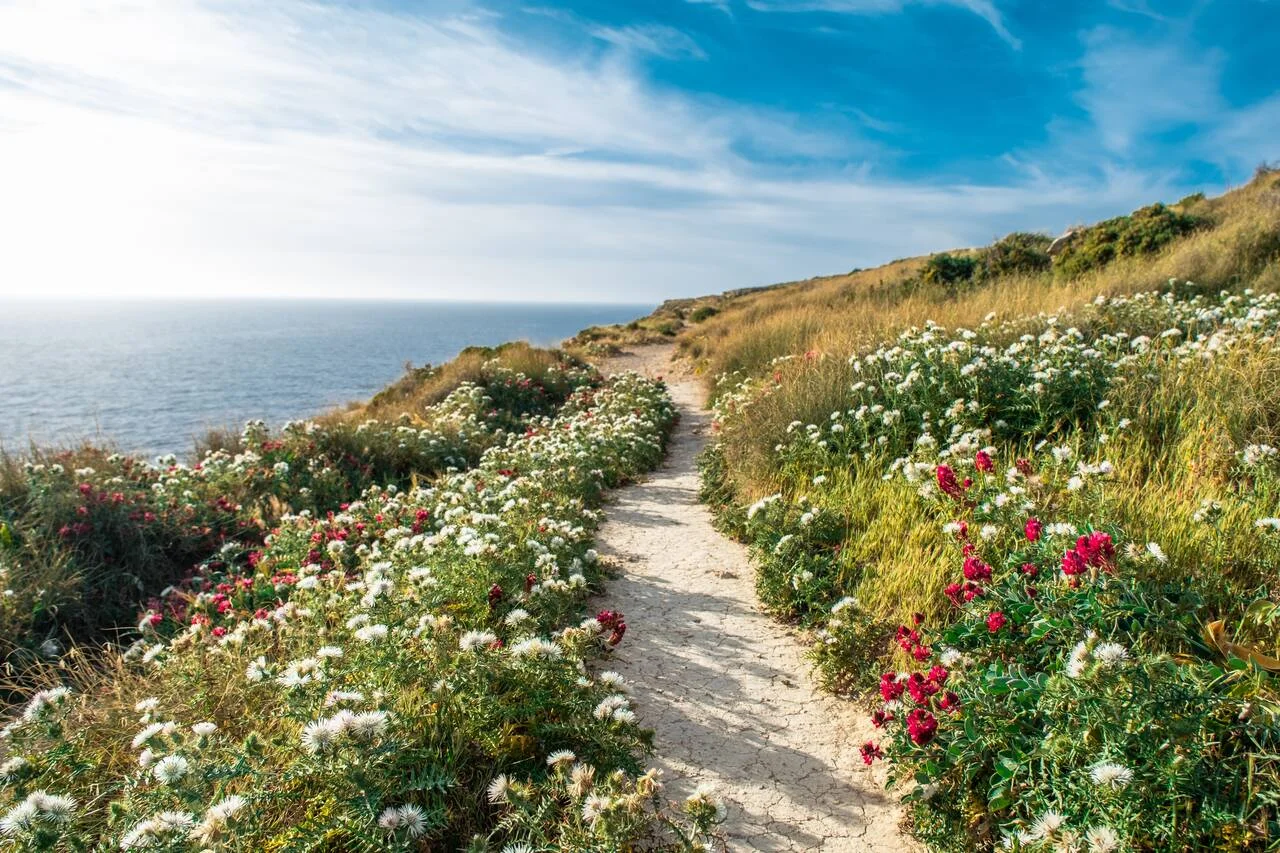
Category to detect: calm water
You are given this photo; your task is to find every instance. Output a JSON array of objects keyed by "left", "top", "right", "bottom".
[{"left": 0, "top": 300, "right": 650, "bottom": 458}]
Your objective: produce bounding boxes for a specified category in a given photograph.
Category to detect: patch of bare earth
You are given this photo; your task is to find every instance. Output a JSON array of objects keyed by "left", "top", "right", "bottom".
[{"left": 593, "top": 346, "right": 915, "bottom": 852}]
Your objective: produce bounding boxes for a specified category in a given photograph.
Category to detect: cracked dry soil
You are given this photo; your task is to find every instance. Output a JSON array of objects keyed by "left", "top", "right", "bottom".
[{"left": 592, "top": 347, "right": 915, "bottom": 852}]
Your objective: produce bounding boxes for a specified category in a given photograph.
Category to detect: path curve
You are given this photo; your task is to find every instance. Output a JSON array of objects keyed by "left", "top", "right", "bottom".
[{"left": 594, "top": 346, "right": 913, "bottom": 852}]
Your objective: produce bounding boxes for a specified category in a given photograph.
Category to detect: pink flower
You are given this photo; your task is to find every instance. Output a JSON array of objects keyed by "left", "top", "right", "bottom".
[
  {"left": 1025, "top": 517, "right": 1042, "bottom": 542},
  {"left": 939, "top": 691, "right": 962, "bottom": 712},
  {"left": 974, "top": 450, "right": 993, "bottom": 472},
  {"left": 860, "top": 741, "right": 884, "bottom": 764},
  {"left": 986, "top": 611, "right": 1007, "bottom": 633}
]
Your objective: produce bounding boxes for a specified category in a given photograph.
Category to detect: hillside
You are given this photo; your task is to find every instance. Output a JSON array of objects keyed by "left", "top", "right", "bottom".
[{"left": 667, "top": 168, "right": 1280, "bottom": 850}]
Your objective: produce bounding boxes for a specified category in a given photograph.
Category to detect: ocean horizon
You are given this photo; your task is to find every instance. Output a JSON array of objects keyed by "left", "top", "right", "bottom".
[{"left": 0, "top": 298, "right": 652, "bottom": 458}]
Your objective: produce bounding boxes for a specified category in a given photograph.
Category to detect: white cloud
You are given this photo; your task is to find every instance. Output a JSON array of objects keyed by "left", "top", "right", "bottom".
[
  {"left": 0, "top": 0, "right": 1197, "bottom": 303},
  {"left": 743, "top": 0, "right": 1021, "bottom": 49},
  {"left": 588, "top": 23, "right": 707, "bottom": 59},
  {"left": 1076, "top": 26, "right": 1224, "bottom": 155}
]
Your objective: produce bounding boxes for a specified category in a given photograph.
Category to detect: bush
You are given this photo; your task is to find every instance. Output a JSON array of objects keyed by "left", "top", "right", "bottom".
[
  {"left": 1053, "top": 203, "right": 1207, "bottom": 278},
  {"left": 865, "top": 449, "right": 1279, "bottom": 851},
  {"left": 978, "top": 232, "right": 1052, "bottom": 279},
  {"left": 921, "top": 253, "right": 979, "bottom": 289},
  {"left": 689, "top": 306, "right": 719, "bottom": 323}
]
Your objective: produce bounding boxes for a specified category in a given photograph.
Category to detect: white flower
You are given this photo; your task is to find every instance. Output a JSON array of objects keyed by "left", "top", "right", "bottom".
[
  {"left": 546, "top": 749, "right": 577, "bottom": 767},
  {"left": 581, "top": 793, "right": 610, "bottom": 825},
  {"left": 1085, "top": 825, "right": 1121, "bottom": 852},
  {"left": 348, "top": 710, "right": 389, "bottom": 742},
  {"left": 1089, "top": 761, "right": 1133, "bottom": 788},
  {"left": 1066, "top": 640, "right": 1090, "bottom": 678},
  {"left": 1028, "top": 810, "right": 1066, "bottom": 840},
  {"left": 151, "top": 754, "right": 190, "bottom": 785},
  {"left": 1092, "top": 643, "right": 1130, "bottom": 666},
  {"left": 316, "top": 645, "right": 344, "bottom": 658},
  {"left": 206, "top": 795, "right": 247, "bottom": 823},
  {"left": 354, "top": 624, "right": 388, "bottom": 643},
  {"left": 301, "top": 719, "right": 342, "bottom": 754},
  {"left": 486, "top": 774, "right": 511, "bottom": 804},
  {"left": 191, "top": 722, "right": 218, "bottom": 738},
  {"left": 1146, "top": 542, "right": 1167, "bottom": 563},
  {"left": 509, "top": 637, "right": 562, "bottom": 659},
  {"left": 459, "top": 630, "right": 497, "bottom": 651}
]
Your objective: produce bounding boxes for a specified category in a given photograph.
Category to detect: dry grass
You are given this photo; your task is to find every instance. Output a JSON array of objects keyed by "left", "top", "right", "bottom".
[{"left": 679, "top": 170, "right": 1280, "bottom": 392}]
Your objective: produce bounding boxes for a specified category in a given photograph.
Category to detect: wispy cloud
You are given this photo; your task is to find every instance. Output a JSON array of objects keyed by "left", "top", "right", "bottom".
[
  {"left": 0, "top": 0, "right": 1212, "bottom": 302},
  {"left": 1076, "top": 26, "right": 1223, "bottom": 155},
  {"left": 743, "top": 0, "right": 1021, "bottom": 49},
  {"left": 587, "top": 23, "right": 707, "bottom": 60}
]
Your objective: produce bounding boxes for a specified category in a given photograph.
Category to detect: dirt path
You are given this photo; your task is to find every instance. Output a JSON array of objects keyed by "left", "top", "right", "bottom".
[{"left": 594, "top": 346, "right": 912, "bottom": 852}]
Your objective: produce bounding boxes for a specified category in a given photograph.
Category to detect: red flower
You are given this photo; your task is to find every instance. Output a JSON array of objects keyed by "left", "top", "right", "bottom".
[
  {"left": 879, "top": 672, "right": 905, "bottom": 702},
  {"left": 871, "top": 709, "right": 894, "bottom": 728},
  {"left": 986, "top": 611, "right": 1007, "bottom": 633},
  {"left": 1024, "top": 517, "right": 1043, "bottom": 542},
  {"left": 927, "top": 665, "right": 949, "bottom": 684},
  {"left": 906, "top": 709, "right": 938, "bottom": 745},
  {"left": 974, "top": 450, "right": 993, "bottom": 472},
  {"left": 524, "top": 573, "right": 537, "bottom": 594},
  {"left": 907, "top": 672, "right": 941, "bottom": 704},
  {"left": 935, "top": 465, "right": 966, "bottom": 500},
  {"left": 1015, "top": 457, "right": 1033, "bottom": 476},
  {"left": 911, "top": 644, "right": 932, "bottom": 661},
  {"left": 939, "top": 691, "right": 962, "bottom": 712},
  {"left": 963, "top": 556, "right": 992, "bottom": 581},
  {"left": 488, "top": 584, "right": 504, "bottom": 608},
  {"left": 860, "top": 741, "right": 884, "bottom": 765},
  {"left": 1020, "top": 562, "right": 1038, "bottom": 577}
]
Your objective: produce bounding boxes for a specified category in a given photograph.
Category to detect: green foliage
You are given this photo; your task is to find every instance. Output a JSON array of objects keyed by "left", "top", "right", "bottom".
[
  {"left": 978, "top": 232, "right": 1053, "bottom": 279},
  {"left": 689, "top": 306, "right": 719, "bottom": 323},
  {"left": 920, "top": 253, "right": 979, "bottom": 289},
  {"left": 0, "top": 356, "right": 598, "bottom": 680},
  {"left": 0, "top": 375, "right": 722, "bottom": 850},
  {"left": 1053, "top": 203, "right": 1208, "bottom": 278}
]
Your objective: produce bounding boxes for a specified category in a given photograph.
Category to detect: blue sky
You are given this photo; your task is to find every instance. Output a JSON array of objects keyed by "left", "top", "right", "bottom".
[{"left": 0, "top": 0, "right": 1275, "bottom": 302}]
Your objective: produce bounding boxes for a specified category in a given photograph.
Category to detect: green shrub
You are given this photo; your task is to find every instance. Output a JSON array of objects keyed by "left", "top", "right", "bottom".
[
  {"left": 921, "top": 253, "right": 979, "bottom": 289},
  {"left": 1054, "top": 203, "right": 1207, "bottom": 278},
  {"left": 689, "top": 306, "right": 719, "bottom": 323},
  {"left": 978, "top": 232, "right": 1052, "bottom": 279}
]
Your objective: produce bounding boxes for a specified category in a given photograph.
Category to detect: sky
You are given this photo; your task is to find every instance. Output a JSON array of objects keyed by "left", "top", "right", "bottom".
[{"left": 0, "top": 0, "right": 1276, "bottom": 303}]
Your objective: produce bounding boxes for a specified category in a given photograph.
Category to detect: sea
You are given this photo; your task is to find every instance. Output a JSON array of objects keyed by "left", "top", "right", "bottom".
[{"left": 0, "top": 300, "right": 651, "bottom": 459}]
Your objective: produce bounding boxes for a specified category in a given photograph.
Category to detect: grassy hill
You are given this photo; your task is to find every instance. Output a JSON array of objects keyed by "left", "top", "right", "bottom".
[{"left": 674, "top": 168, "right": 1280, "bottom": 850}]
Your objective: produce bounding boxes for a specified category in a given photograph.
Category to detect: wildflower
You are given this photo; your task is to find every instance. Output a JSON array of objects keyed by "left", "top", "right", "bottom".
[
  {"left": 986, "top": 611, "right": 1007, "bottom": 633},
  {"left": 582, "top": 793, "right": 610, "bottom": 825},
  {"left": 974, "top": 450, "right": 994, "bottom": 472},
  {"left": 1146, "top": 541, "right": 1167, "bottom": 563},
  {"left": 0, "top": 756, "right": 30, "bottom": 783},
  {"left": 1085, "top": 825, "right": 1121, "bottom": 852},
  {"left": 1093, "top": 643, "right": 1129, "bottom": 666},
  {"left": 860, "top": 741, "right": 883, "bottom": 764},
  {"left": 354, "top": 624, "right": 388, "bottom": 643},
  {"left": 192, "top": 722, "right": 217, "bottom": 738},
  {"left": 1029, "top": 810, "right": 1067, "bottom": 840},
  {"left": 301, "top": 719, "right": 342, "bottom": 754},
  {"left": 20, "top": 686, "right": 72, "bottom": 723},
  {"left": 546, "top": 749, "right": 576, "bottom": 767},
  {"left": 151, "top": 754, "right": 190, "bottom": 785},
  {"left": 1089, "top": 761, "right": 1133, "bottom": 789},
  {"left": 486, "top": 774, "right": 511, "bottom": 804},
  {"left": 1066, "top": 640, "right": 1090, "bottom": 678},
  {"left": 459, "top": 630, "right": 497, "bottom": 651},
  {"left": 1024, "top": 517, "right": 1042, "bottom": 541},
  {"left": 905, "top": 708, "right": 937, "bottom": 745}
]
